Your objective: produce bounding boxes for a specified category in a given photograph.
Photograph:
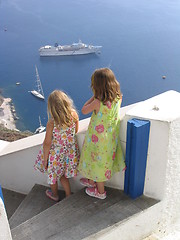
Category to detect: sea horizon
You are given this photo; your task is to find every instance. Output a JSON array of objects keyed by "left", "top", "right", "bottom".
[{"left": 1, "top": 0, "right": 180, "bottom": 132}]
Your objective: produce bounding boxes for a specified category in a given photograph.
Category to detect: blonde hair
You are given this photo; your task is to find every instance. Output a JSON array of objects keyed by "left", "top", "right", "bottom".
[
  {"left": 47, "top": 90, "right": 78, "bottom": 128},
  {"left": 91, "top": 68, "right": 122, "bottom": 104}
]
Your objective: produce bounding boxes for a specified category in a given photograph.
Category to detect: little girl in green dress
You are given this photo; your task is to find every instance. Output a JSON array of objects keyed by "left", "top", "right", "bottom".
[{"left": 78, "top": 68, "right": 125, "bottom": 199}]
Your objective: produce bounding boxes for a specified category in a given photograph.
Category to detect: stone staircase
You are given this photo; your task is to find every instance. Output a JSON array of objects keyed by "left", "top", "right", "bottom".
[
  {"left": 9, "top": 184, "right": 65, "bottom": 229},
  {"left": 3, "top": 184, "right": 159, "bottom": 240}
]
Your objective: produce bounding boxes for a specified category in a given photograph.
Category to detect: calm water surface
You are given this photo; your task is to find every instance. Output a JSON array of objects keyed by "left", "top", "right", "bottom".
[{"left": 0, "top": 0, "right": 180, "bottom": 132}]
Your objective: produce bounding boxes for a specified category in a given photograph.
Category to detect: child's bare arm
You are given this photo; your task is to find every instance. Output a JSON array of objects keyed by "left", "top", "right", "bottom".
[
  {"left": 83, "top": 96, "right": 94, "bottom": 107},
  {"left": 82, "top": 97, "right": 100, "bottom": 115},
  {"left": 43, "top": 120, "right": 53, "bottom": 169},
  {"left": 75, "top": 118, "right": 79, "bottom": 133},
  {"left": 72, "top": 111, "right": 79, "bottom": 133}
]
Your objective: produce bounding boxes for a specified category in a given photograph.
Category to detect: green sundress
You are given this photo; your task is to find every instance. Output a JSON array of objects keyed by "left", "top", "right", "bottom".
[{"left": 78, "top": 99, "right": 125, "bottom": 182}]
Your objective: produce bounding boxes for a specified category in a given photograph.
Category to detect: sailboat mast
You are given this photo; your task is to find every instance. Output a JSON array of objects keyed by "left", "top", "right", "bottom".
[
  {"left": 35, "top": 65, "right": 44, "bottom": 98},
  {"left": 39, "top": 116, "right": 42, "bottom": 126}
]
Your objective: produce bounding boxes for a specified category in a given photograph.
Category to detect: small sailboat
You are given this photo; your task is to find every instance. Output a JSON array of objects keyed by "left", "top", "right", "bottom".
[
  {"left": 34, "top": 116, "right": 46, "bottom": 134},
  {"left": 30, "top": 66, "right": 45, "bottom": 100}
]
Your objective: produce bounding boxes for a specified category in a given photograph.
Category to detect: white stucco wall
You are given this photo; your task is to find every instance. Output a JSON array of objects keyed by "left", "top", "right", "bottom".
[
  {"left": 160, "top": 117, "right": 180, "bottom": 230},
  {"left": 0, "top": 198, "right": 12, "bottom": 240}
]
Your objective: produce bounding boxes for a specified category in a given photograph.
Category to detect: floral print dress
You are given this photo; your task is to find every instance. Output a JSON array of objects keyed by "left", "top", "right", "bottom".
[
  {"left": 34, "top": 121, "right": 80, "bottom": 185},
  {"left": 78, "top": 99, "right": 125, "bottom": 182}
]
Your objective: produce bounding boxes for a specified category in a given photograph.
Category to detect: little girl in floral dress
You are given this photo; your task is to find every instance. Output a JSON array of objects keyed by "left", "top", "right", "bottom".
[
  {"left": 34, "top": 90, "right": 79, "bottom": 201},
  {"left": 78, "top": 68, "right": 125, "bottom": 199}
]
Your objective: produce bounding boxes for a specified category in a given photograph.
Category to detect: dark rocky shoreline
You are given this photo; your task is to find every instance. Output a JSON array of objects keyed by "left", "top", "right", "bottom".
[{"left": 0, "top": 124, "right": 33, "bottom": 142}]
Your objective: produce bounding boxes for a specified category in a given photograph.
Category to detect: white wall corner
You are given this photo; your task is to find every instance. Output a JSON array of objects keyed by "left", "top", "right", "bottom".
[
  {"left": 159, "top": 117, "right": 180, "bottom": 228},
  {"left": 0, "top": 199, "right": 12, "bottom": 240}
]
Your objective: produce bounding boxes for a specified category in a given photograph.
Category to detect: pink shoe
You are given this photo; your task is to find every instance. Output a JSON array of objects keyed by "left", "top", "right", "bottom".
[
  {"left": 80, "top": 178, "right": 96, "bottom": 188},
  {"left": 45, "top": 189, "right": 59, "bottom": 202},
  {"left": 85, "top": 187, "right": 106, "bottom": 200}
]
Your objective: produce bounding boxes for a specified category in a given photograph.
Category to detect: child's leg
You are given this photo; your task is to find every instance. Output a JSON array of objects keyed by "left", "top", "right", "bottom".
[
  {"left": 50, "top": 182, "right": 59, "bottom": 197},
  {"left": 46, "top": 182, "right": 59, "bottom": 201},
  {"left": 60, "top": 175, "right": 71, "bottom": 197},
  {"left": 96, "top": 182, "right": 105, "bottom": 194},
  {"left": 80, "top": 178, "right": 96, "bottom": 187},
  {"left": 89, "top": 179, "right": 95, "bottom": 185}
]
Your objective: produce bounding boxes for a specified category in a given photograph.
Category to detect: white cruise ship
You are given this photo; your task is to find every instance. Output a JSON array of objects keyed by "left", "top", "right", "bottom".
[{"left": 39, "top": 40, "right": 102, "bottom": 56}]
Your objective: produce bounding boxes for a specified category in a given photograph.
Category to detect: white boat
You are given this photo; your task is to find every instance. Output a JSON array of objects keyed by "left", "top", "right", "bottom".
[
  {"left": 34, "top": 116, "right": 46, "bottom": 134},
  {"left": 39, "top": 40, "right": 102, "bottom": 56},
  {"left": 30, "top": 66, "right": 45, "bottom": 100}
]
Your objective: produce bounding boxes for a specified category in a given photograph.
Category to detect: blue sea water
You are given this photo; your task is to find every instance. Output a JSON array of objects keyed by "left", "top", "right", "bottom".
[{"left": 0, "top": 0, "right": 180, "bottom": 132}]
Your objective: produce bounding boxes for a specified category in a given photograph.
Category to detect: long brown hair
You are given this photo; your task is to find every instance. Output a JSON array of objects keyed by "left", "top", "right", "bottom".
[
  {"left": 47, "top": 90, "right": 78, "bottom": 128},
  {"left": 91, "top": 68, "right": 122, "bottom": 104}
]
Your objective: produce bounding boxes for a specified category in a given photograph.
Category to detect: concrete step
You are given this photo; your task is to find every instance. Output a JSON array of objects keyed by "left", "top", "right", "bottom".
[
  {"left": 2, "top": 188, "right": 26, "bottom": 219},
  {"left": 9, "top": 184, "right": 65, "bottom": 229},
  {"left": 11, "top": 187, "right": 159, "bottom": 240}
]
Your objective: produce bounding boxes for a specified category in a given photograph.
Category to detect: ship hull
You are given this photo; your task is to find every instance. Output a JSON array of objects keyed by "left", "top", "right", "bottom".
[
  {"left": 39, "top": 44, "right": 102, "bottom": 57},
  {"left": 31, "top": 90, "right": 45, "bottom": 100}
]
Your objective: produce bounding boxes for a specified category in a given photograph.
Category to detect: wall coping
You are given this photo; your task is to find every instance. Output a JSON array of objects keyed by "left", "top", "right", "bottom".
[{"left": 126, "top": 90, "right": 180, "bottom": 122}]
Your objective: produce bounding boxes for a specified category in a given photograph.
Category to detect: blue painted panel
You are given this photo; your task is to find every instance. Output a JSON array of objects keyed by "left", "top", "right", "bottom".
[
  {"left": 124, "top": 119, "right": 150, "bottom": 199},
  {"left": 124, "top": 121, "right": 133, "bottom": 194},
  {"left": 0, "top": 185, "right": 4, "bottom": 204}
]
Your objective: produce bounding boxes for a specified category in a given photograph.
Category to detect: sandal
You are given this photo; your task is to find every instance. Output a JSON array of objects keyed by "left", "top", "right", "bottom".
[
  {"left": 85, "top": 187, "right": 106, "bottom": 200},
  {"left": 80, "top": 178, "right": 96, "bottom": 188},
  {"left": 45, "top": 189, "right": 59, "bottom": 202}
]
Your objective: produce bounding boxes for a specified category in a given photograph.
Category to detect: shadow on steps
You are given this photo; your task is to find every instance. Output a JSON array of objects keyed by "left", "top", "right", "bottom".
[
  {"left": 2, "top": 188, "right": 26, "bottom": 219},
  {"left": 7, "top": 184, "right": 65, "bottom": 229}
]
